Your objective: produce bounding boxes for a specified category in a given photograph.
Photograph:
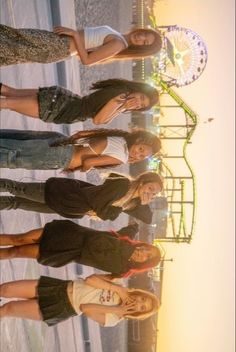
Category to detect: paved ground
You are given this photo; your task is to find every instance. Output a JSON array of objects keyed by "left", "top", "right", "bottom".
[
  {"left": 0, "top": 1, "right": 89, "bottom": 351},
  {"left": 0, "top": 0, "right": 133, "bottom": 351}
]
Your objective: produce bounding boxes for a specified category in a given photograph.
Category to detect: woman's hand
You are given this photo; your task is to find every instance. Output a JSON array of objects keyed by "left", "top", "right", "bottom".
[
  {"left": 116, "top": 287, "right": 136, "bottom": 306},
  {"left": 81, "top": 163, "right": 92, "bottom": 172},
  {"left": 115, "top": 286, "right": 130, "bottom": 302},
  {"left": 53, "top": 26, "right": 77, "bottom": 37},
  {"left": 140, "top": 191, "right": 154, "bottom": 205},
  {"left": 117, "top": 300, "right": 137, "bottom": 316},
  {"left": 128, "top": 156, "right": 138, "bottom": 164},
  {"left": 123, "top": 97, "right": 141, "bottom": 111},
  {"left": 114, "top": 95, "right": 141, "bottom": 111}
]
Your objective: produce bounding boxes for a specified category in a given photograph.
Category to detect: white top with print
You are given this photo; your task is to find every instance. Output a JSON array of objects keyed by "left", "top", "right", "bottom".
[{"left": 72, "top": 278, "right": 122, "bottom": 327}]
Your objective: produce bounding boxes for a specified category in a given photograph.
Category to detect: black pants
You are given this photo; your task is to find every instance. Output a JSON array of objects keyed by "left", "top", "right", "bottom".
[{"left": 0, "top": 178, "right": 54, "bottom": 213}]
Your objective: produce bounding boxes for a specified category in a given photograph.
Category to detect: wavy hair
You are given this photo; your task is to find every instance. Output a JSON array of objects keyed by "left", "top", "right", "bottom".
[
  {"left": 125, "top": 289, "right": 160, "bottom": 320},
  {"left": 112, "top": 171, "right": 163, "bottom": 209},
  {"left": 51, "top": 128, "right": 161, "bottom": 154},
  {"left": 51, "top": 128, "right": 161, "bottom": 172},
  {"left": 90, "top": 78, "right": 159, "bottom": 111},
  {"left": 114, "top": 28, "right": 162, "bottom": 60},
  {"left": 110, "top": 234, "right": 161, "bottom": 278}
]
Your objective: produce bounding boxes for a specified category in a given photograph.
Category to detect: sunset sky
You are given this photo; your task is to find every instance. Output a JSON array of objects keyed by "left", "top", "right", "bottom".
[{"left": 153, "top": 1, "right": 235, "bottom": 351}]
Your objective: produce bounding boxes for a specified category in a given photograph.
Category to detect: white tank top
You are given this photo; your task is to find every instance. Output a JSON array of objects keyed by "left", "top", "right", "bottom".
[
  {"left": 75, "top": 136, "right": 129, "bottom": 164},
  {"left": 84, "top": 25, "right": 128, "bottom": 50},
  {"left": 101, "top": 136, "right": 129, "bottom": 163}
]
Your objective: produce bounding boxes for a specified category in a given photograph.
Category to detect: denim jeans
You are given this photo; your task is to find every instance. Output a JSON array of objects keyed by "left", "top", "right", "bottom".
[
  {"left": 0, "top": 179, "right": 54, "bottom": 213},
  {"left": 0, "top": 130, "right": 73, "bottom": 170}
]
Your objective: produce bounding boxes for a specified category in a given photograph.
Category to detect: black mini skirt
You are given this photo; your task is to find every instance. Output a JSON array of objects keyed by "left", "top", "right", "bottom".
[
  {"left": 37, "top": 276, "right": 77, "bottom": 326},
  {"left": 38, "top": 86, "right": 85, "bottom": 124}
]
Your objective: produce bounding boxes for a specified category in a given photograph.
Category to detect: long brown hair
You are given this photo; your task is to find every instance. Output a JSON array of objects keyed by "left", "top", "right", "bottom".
[
  {"left": 128, "top": 242, "right": 161, "bottom": 275},
  {"left": 112, "top": 171, "right": 163, "bottom": 209},
  {"left": 51, "top": 128, "right": 161, "bottom": 154},
  {"left": 113, "top": 235, "right": 161, "bottom": 278},
  {"left": 115, "top": 28, "right": 162, "bottom": 60},
  {"left": 90, "top": 78, "right": 159, "bottom": 111},
  {"left": 51, "top": 128, "right": 161, "bottom": 172}
]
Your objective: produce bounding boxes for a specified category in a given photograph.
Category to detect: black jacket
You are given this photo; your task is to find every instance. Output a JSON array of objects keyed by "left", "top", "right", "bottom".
[
  {"left": 39, "top": 220, "right": 139, "bottom": 274},
  {"left": 45, "top": 174, "right": 153, "bottom": 223}
]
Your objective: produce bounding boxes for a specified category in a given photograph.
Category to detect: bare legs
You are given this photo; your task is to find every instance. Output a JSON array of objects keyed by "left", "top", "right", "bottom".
[
  {"left": 0, "top": 280, "right": 38, "bottom": 299},
  {"left": 0, "top": 229, "right": 43, "bottom": 321},
  {"left": 0, "top": 84, "right": 38, "bottom": 97},
  {"left": 0, "top": 83, "right": 39, "bottom": 118},
  {"left": 0, "top": 97, "right": 39, "bottom": 117},
  {"left": 0, "top": 245, "right": 40, "bottom": 260},
  {"left": 0, "top": 228, "right": 43, "bottom": 260},
  {"left": 0, "top": 280, "right": 42, "bottom": 321},
  {"left": 0, "top": 228, "right": 43, "bottom": 246}
]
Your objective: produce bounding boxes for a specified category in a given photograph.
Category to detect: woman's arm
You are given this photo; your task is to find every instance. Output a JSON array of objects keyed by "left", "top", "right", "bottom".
[
  {"left": 85, "top": 274, "right": 130, "bottom": 302},
  {"left": 80, "top": 304, "right": 118, "bottom": 325},
  {"left": 86, "top": 273, "right": 114, "bottom": 281},
  {"left": 81, "top": 155, "right": 122, "bottom": 172},
  {"left": 85, "top": 274, "right": 119, "bottom": 292},
  {"left": 53, "top": 26, "right": 125, "bottom": 66},
  {"left": 81, "top": 310, "right": 106, "bottom": 326},
  {"left": 93, "top": 96, "right": 126, "bottom": 125},
  {"left": 93, "top": 95, "right": 141, "bottom": 125},
  {"left": 81, "top": 301, "right": 136, "bottom": 325},
  {"left": 74, "top": 35, "right": 125, "bottom": 65},
  {"left": 116, "top": 222, "right": 139, "bottom": 238}
]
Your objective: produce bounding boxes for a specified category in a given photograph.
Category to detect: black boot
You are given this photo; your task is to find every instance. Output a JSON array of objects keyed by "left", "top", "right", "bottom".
[
  {"left": 0, "top": 179, "right": 25, "bottom": 194},
  {"left": 0, "top": 196, "right": 17, "bottom": 210}
]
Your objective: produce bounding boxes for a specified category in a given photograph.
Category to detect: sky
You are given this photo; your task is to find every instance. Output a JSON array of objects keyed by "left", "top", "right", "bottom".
[{"left": 153, "top": 1, "right": 235, "bottom": 351}]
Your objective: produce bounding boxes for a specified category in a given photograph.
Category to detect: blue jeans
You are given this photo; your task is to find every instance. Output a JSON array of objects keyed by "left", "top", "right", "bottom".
[{"left": 0, "top": 130, "right": 73, "bottom": 170}]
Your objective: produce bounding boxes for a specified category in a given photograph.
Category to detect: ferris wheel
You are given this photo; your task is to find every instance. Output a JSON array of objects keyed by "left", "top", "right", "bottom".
[{"left": 153, "top": 25, "right": 208, "bottom": 87}]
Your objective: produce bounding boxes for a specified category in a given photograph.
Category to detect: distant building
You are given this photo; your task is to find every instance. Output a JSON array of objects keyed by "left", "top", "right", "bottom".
[{"left": 132, "top": 0, "right": 155, "bottom": 26}]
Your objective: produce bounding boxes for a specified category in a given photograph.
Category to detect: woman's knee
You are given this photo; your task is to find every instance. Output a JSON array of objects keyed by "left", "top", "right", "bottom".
[
  {"left": 0, "top": 302, "right": 9, "bottom": 317},
  {"left": 0, "top": 282, "right": 13, "bottom": 297},
  {"left": 11, "top": 233, "right": 39, "bottom": 246},
  {"left": 0, "top": 247, "right": 18, "bottom": 260},
  {"left": 1, "top": 301, "right": 17, "bottom": 316},
  {"left": 7, "top": 245, "right": 38, "bottom": 258},
  {"left": 4, "top": 246, "right": 19, "bottom": 258}
]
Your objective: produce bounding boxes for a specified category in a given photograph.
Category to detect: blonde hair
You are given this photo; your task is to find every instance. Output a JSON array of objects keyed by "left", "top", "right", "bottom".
[
  {"left": 112, "top": 171, "right": 163, "bottom": 209},
  {"left": 112, "top": 180, "right": 140, "bottom": 210},
  {"left": 125, "top": 289, "right": 160, "bottom": 320}
]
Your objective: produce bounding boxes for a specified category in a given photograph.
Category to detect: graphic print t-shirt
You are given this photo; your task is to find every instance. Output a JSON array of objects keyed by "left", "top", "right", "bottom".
[{"left": 72, "top": 278, "right": 122, "bottom": 326}]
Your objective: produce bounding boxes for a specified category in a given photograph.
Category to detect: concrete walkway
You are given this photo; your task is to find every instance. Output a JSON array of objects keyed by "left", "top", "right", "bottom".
[{"left": 0, "top": 1, "right": 101, "bottom": 351}]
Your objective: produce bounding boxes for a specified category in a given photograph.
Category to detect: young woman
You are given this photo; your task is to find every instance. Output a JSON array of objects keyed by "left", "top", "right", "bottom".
[
  {"left": 0, "top": 79, "right": 159, "bottom": 124},
  {"left": 0, "top": 128, "right": 161, "bottom": 171},
  {"left": 0, "top": 24, "right": 162, "bottom": 66},
  {"left": 0, "top": 274, "right": 160, "bottom": 326},
  {"left": 0, "top": 220, "right": 161, "bottom": 276},
  {"left": 0, "top": 172, "right": 163, "bottom": 223}
]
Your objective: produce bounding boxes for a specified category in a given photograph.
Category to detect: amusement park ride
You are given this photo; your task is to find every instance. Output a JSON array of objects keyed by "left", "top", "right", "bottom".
[
  {"left": 128, "top": 3, "right": 209, "bottom": 349},
  {"left": 151, "top": 24, "right": 208, "bottom": 87},
  {"left": 133, "top": 11, "right": 208, "bottom": 244}
]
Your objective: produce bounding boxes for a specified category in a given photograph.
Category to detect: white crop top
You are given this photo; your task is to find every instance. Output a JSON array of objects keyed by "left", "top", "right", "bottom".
[
  {"left": 84, "top": 25, "right": 128, "bottom": 50},
  {"left": 76, "top": 136, "right": 129, "bottom": 164},
  {"left": 101, "top": 136, "right": 129, "bottom": 163},
  {"left": 72, "top": 278, "right": 122, "bottom": 327}
]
